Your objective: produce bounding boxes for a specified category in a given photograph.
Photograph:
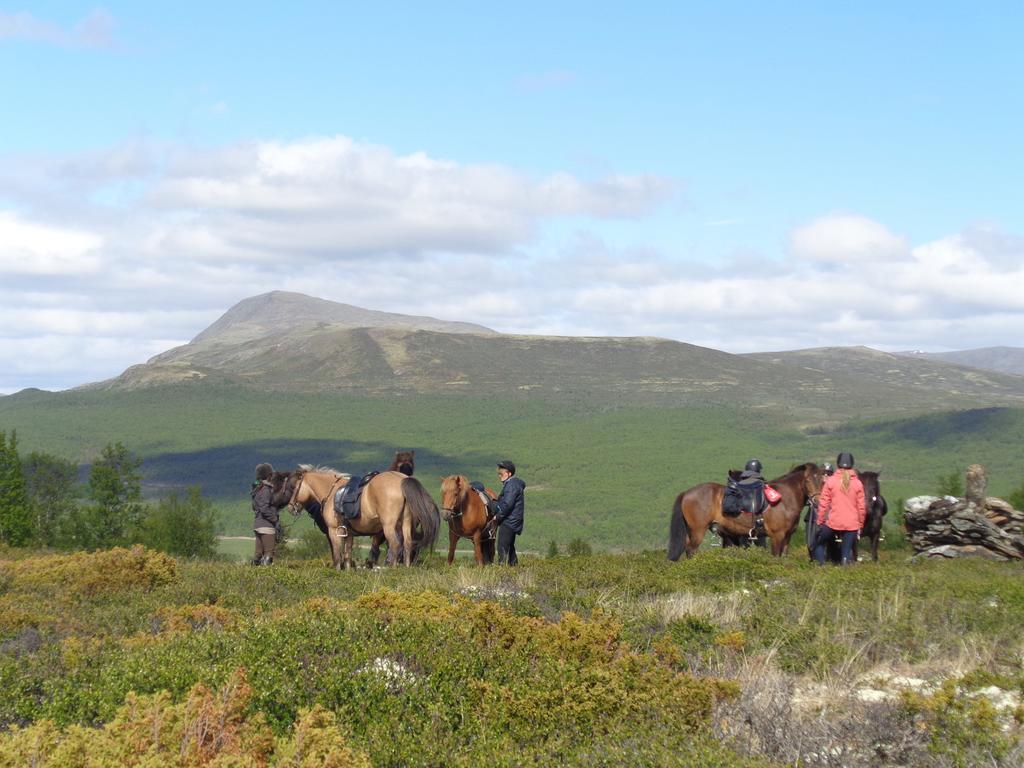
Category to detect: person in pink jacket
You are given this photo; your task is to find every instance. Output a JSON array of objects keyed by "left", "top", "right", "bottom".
[{"left": 814, "top": 452, "right": 866, "bottom": 565}]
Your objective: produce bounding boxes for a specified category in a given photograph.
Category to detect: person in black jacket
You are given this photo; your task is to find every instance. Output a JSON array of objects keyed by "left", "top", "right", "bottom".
[
  {"left": 251, "top": 462, "right": 279, "bottom": 565},
  {"left": 493, "top": 459, "right": 526, "bottom": 565}
]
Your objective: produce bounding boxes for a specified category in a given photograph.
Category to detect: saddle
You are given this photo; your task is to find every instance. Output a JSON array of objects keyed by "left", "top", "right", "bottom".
[
  {"left": 722, "top": 478, "right": 782, "bottom": 537},
  {"left": 333, "top": 471, "right": 379, "bottom": 521},
  {"left": 469, "top": 480, "right": 498, "bottom": 539}
]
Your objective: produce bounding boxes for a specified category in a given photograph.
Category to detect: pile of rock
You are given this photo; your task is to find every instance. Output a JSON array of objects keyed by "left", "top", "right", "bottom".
[{"left": 903, "top": 464, "right": 1024, "bottom": 560}]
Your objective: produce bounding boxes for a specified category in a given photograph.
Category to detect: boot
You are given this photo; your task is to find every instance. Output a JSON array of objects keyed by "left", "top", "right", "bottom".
[
  {"left": 259, "top": 555, "right": 273, "bottom": 566},
  {"left": 250, "top": 557, "right": 262, "bottom": 566}
]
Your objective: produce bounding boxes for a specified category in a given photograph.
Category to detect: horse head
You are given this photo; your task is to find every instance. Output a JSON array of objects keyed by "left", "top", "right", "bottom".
[
  {"left": 269, "top": 471, "right": 297, "bottom": 509},
  {"left": 439, "top": 475, "right": 467, "bottom": 521},
  {"left": 801, "top": 462, "right": 826, "bottom": 502},
  {"left": 391, "top": 450, "right": 415, "bottom": 477},
  {"left": 858, "top": 470, "right": 885, "bottom": 514}
]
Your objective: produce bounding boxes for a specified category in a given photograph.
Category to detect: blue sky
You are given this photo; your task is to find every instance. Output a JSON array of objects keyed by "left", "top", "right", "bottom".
[{"left": 1, "top": 2, "right": 1023, "bottom": 391}]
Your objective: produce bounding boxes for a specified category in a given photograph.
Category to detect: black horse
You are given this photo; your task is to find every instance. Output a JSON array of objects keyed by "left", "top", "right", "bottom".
[{"left": 857, "top": 471, "right": 887, "bottom": 562}]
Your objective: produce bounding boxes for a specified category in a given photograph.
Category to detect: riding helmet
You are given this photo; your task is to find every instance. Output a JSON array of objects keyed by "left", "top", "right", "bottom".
[
  {"left": 255, "top": 463, "right": 274, "bottom": 481},
  {"left": 744, "top": 459, "right": 763, "bottom": 474},
  {"left": 836, "top": 452, "right": 855, "bottom": 469},
  {"left": 823, "top": 462, "right": 836, "bottom": 475},
  {"left": 497, "top": 460, "right": 516, "bottom": 475}
]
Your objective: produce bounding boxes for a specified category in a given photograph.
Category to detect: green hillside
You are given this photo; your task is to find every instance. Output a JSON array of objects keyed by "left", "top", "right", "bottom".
[
  {"left": 5, "top": 294, "right": 1024, "bottom": 553},
  {"left": 3, "top": 383, "right": 1024, "bottom": 552}
]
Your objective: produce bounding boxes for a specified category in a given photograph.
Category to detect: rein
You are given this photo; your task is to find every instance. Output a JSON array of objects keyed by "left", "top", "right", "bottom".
[{"left": 287, "top": 472, "right": 347, "bottom": 518}]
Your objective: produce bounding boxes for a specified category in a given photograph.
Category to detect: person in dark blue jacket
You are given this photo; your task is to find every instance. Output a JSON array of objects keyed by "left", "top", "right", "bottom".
[{"left": 494, "top": 459, "right": 526, "bottom": 565}]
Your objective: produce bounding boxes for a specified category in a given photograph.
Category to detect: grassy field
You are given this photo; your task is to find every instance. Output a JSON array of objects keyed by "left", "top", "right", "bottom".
[
  {"left": 3, "top": 384, "right": 1024, "bottom": 551},
  {"left": 1, "top": 545, "right": 1021, "bottom": 766}
]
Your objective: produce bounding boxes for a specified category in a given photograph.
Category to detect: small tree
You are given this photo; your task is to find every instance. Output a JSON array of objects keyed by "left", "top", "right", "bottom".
[
  {"left": 1008, "top": 482, "right": 1024, "bottom": 512},
  {"left": 138, "top": 486, "right": 218, "bottom": 558},
  {"left": 0, "top": 431, "right": 32, "bottom": 546},
  {"left": 936, "top": 470, "right": 964, "bottom": 498},
  {"left": 547, "top": 540, "right": 559, "bottom": 558},
  {"left": 566, "top": 538, "right": 592, "bottom": 557},
  {"left": 75, "top": 442, "right": 144, "bottom": 550},
  {"left": 22, "top": 451, "right": 80, "bottom": 548}
]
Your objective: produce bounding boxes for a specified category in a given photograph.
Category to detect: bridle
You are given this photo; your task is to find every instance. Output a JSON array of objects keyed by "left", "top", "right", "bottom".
[
  {"left": 287, "top": 471, "right": 347, "bottom": 518},
  {"left": 441, "top": 479, "right": 466, "bottom": 519},
  {"left": 286, "top": 472, "right": 307, "bottom": 517}
]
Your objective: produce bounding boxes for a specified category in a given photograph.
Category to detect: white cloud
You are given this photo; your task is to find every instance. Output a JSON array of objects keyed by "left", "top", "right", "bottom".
[
  {"left": 0, "top": 8, "right": 114, "bottom": 49},
  {"left": 1, "top": 135, "right": 1023, "bottom": 391},
  {"left": 790, "top": 213, "right": 909, "bottom": 263},
  {"left": 0, "top": 213, "right": 104, "bottom": 275}
]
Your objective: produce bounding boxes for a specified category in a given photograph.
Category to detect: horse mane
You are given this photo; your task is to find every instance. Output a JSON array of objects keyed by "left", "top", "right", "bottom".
[
  {"left": 781, "top": 461, "right": 817, "bottom": 478},
  {"left": 296, "top": 463, "right": 349, "bottom": 478},
  {"left": 441, "top": 474, "right": 470, "bottom": 495}
]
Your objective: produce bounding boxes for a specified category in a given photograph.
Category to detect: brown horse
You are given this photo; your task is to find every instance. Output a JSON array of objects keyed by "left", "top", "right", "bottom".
[
  {"left": 389, "top": 450, "right": 415, "bottom": 476},
  {"left": 439, "top": 475, "right": 497, "bottom": 565},
  {"left": 287, "top": 467, "right": 439, "bottom": 569},
  {"left": 668, "top": 462, "right": 823, "bottom": 559}
]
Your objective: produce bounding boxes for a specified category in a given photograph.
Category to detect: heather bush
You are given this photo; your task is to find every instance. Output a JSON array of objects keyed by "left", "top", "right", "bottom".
[
  {"left": 1, "top": 547, "right": 1021, "bottom": 765},
  {"left": 0, "top": 669, "right": 371, "bottom": 767},
  {"left": 1, "top": 545, "right": 176, "bottom": 596}
]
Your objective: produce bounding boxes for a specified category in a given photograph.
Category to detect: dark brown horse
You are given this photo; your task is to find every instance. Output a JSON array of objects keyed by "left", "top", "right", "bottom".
[
  {"left": 668, "top": 463, "right": 824, "bottom": 559},
  {"left": 389, "top": 450, "right": 415, "bottom": 476},
  {"left": 439, "top": 475, "right": 496, "bottom": 565},
  {"left": 856, "top": 470, "right": 887, "bottom": 562}
]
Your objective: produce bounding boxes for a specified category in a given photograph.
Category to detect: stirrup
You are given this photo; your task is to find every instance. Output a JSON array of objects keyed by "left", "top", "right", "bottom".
[
  {"left": 339, "top": 525, "right": 349, "bottom": 538},
  {"left": 748, "top": 527, "right": 758, "bottom": 541}
]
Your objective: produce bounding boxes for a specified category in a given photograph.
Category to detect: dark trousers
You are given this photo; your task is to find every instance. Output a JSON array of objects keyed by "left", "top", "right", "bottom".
[
  {"left": 813, "top": 526, "right": 858, "bottom": 565},
  {"left": 497, "top": 525, "right": 518, "bottom": 566},
  {"left": 254, "top": 532, "right": 276, "bottom": 562}
]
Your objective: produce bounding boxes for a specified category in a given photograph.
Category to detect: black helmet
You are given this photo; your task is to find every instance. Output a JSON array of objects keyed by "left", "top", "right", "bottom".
[
  {"left": 836, "top": 452, "right": 854, "bottom": 469},
  {"left": 255, "top": 463, "right": 274, "bottom": 481},
  {"left": 823, "top": 462, "right": 836, "bottom": 475},
  {"left": 497, "top": 460, "right": 516, "bottom": 475},
  {"left": 744, "top": 459, "right": 762, "bottom": 474}
]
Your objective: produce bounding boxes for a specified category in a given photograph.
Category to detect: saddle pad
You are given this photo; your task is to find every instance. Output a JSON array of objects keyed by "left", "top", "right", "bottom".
[{"left": 334, "top": 471, "right": 379, "bottom": 520}]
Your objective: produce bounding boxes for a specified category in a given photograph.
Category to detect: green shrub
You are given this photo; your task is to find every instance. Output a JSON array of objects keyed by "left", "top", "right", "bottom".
[
  {"left": 936, "top": 469, "right": 964, "bottom": 497},
  {"left": 1, "top": 545, "right": 176, "bottom": 596},
  {"left": 0, "top": 668, "right": 372, "bottom": 767},
  {"left": 138, "top": 487, "right": 217, "bottom": 559},
  {"left": 566, "top": 537, "right": 592, "bottom": 556}
]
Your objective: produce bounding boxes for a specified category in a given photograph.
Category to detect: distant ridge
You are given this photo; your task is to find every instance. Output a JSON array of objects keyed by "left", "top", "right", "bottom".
[
  {"left": 74, "top": 292, "right": 1024, "bottom": 420},
  {"left": 191, "top": 291, "right": 495, "bottom": 344},
  {"left": 895, "top": 347, "right": 1024, "bottom": 377}
]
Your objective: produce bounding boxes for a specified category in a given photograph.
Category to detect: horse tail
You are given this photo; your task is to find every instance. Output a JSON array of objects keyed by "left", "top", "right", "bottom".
[
  {"left": 402, "top": 477, "right": 440, "bottom": 553},
  {"left": 668, "top": 492, "right": 689, "bottom": 561}
]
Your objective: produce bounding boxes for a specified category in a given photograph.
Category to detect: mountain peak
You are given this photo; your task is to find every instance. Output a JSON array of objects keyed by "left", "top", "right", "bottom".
[{"left": 190, "top": 291, "right": 495, "bottom": 345}]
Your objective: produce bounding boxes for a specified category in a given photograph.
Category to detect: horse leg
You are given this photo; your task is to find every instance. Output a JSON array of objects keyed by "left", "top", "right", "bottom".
[
  {"left": 401, "top": 505, "right": 414, "bottom": 566},
  {"left": 447, "top": 528, "right": 457, "bottom": 565},
  {"left": 472, "top": 533, "right": 486, "bottom": 565},
  {"left": 871, "top": 533, "right": 880, "bottom": 562},
  {"left": 382, "top": 520, "right": 402, "bottom": 567},
  {"left": 685, "top": 523, "right": 706, "bottom": 557},
  {"left": 328, "top": 527, "right": 344, "bottom": 570},
  {"left": 367, "top": 533, "right": 384, "bottom": 568}
]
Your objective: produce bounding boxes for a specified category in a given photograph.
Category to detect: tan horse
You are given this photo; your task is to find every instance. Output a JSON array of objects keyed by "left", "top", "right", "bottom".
[
  {"left": 668, "top": 462, "right": 823, "bottom": 559},
  {"left": 287, "top": 467, "right": 439, "bottom": 569},
  {"left": 439, "top": 475, "right": 497, "bottom": 565}
]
